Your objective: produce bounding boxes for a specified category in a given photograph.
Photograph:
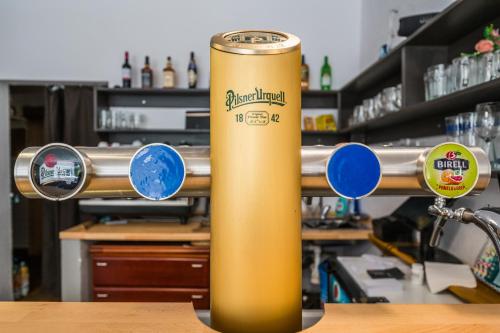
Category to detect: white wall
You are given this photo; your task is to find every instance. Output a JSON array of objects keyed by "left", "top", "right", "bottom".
[
  {"left": 0, "top": 0, "right": 362, "bottom": 90},
  {"left": 359, "top": 0, "right": 454, "bottom": 71}
]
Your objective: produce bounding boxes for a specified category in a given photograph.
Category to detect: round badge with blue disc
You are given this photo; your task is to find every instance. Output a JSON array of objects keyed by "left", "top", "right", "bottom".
[
  {"left": 326, "top": 143, "right": 382, "bottom": 199},
  {"left": 129, "top": 143, "right": 186, "bottom": 200}
]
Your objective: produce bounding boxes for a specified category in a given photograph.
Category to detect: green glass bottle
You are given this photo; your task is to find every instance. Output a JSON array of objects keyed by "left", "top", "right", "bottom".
[{"left": 320, "top": 56, "right": 332, "bottom": 91}]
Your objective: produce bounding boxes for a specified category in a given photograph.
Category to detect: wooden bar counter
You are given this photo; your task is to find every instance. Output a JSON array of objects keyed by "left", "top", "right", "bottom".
[
  {"left": 59, "top": 220, "right": 373, "bottom": 241},
  {"left": 1, "top": 302, "right": 499, "bottom": 332}
]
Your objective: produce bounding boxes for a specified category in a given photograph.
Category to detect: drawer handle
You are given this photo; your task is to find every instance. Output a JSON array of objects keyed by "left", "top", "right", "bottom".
[
  {"left": 191, "top": 294, "right": 203, "bottom": 300},
  {"left": 96, "top": 262, "right": 108, "bottom": 267},
  {"left": 96, "top": 293, "right": 109, "bottom": 298},
  {"left": 191, "top": 264, "right": 203, "bottom": 268}
]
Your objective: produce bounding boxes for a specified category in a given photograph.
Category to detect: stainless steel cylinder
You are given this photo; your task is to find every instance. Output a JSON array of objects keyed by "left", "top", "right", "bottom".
[
  {"left": 301, "top": 145, "right": 490, "bottom": 196},
  {"left": 14, "top": 144, "right": 491, "bottom": 200},
  {"left": 14, "top": 145, "right": 210, "bottom": 200}
]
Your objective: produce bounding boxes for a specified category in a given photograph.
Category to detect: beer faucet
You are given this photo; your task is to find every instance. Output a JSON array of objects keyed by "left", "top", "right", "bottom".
[{"left": 428, "top": 197, "right": 500, "bottom": 256}]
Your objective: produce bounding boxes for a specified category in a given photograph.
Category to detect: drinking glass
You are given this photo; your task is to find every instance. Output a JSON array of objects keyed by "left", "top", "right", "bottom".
[
  {"left": 430, "top": 64, "right": 446, "bottom": 99},
  {"left": 353, "top": 105, "right": 364, "bottom": 125},
  {"left": 452, "top": 56, "right": 470, "bottom": 91},
  {"left": 350, "top": 106, "right": 358, "bottom": 126},
  {"left": 395, "top": 84, "right": 402, "bottom": 109},
  {"left": 374, "top": 92, "right": 384, "bottom": 118},
  {"left": 111, "top": 109, "right": 119, "bottom": 129},
  {"left": 469, "top": 56, "right": 481, "bottom": 86},
  {"left": 363, "top": 98, "right": 375, "bottom": 120},
  {"left": 493, "top": 49, "right": 500, "bottom": 80},
  {"left": 474, "top": 102, "right": 500, "bottom": 161},
  {"left": 445, "top": 64, "right": 454, "bottom": 95},
  {"left": 99, "top": 109, "right": 111, "bottom": 129},
  {"left": 128, "top": 113, "right": 136, "bottom": 129},
  {"left": 382, "top": 86, "right": 398, "bottom": 112},
  {"left": 478, "top": 52, "right": 495, "bottom": 84},
  {"left": 423, "top": 72, "right": 430, "bottom": 101},
  {"left": 424, "top": 71, "right": 430, "bottom": 101},
  {"left": 445, "top": 115, "right": 461, "bottom": 142},
  {"left": 458, "top": 112, "right": 477, "bottom": 146},
  {"left": 426, "top": 67, "right": 435, "bottom": 99}
]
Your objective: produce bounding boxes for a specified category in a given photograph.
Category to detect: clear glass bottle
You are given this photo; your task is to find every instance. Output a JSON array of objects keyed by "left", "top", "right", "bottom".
[{"left": 163, "top": 56, "right": 176, "bottom": 89}]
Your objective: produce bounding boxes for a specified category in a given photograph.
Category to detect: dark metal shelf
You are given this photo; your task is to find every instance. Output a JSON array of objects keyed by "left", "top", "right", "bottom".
[
  {"left": 340, "top": 0, "right": 500, "bottom": 94},
  {"left": 99, "top": 128, "right": 342, "bottom": 136},
  {"left": 95, "top": 128, "right": 210, "bottom": 134},
  {"left": 302, "top": 130, "right": 340, "bottom": 135},
  {"left": 99, "top": 128, "right": 346, "bottom": 146},
  {"left": 98, "top": 87, "right": 209, "bottom": 95},
  {"left": 343, "top": 78, "right": 500, "bottom": 143},
  {"left": 97, "top": 88, "right": 337, "bottom": 109}
]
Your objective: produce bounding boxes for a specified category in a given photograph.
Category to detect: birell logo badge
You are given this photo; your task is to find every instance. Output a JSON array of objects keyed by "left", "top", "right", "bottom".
[
  {"left": 39, "top": 154, "right": 79, "bottom": 186},
  {"left": 424, "top": 143, "right": 479, "bottom": 198},
  {"left": 225, "top": 87, "right": 286, "bottom": 111},
  {"left": 433, "top": 151, "right": 469, "bottom": 187}
]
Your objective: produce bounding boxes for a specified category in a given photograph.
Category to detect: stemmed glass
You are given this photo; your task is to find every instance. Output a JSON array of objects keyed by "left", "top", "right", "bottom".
[{"left": 474, "top": 102, "right": 500, "bottom": 166}]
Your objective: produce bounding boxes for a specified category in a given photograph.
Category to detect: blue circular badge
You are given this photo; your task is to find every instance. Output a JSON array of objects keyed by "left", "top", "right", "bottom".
[
  {"left": 326, "top": 143, "right": 381, "bottom": 199},
  {"left": 129, "top": 144, "right": 186, "bottom": 200}
]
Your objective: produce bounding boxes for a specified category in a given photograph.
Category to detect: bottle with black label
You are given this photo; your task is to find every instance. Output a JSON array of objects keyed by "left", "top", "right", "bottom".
[
  {"left": 122, "top": 51, "right": 132, "bottom": 88},
  {"left": 141, "top": 56, "right": 153, "bottom": 88},
  {"left": 188, "top": 51, "right": 198, "bottom": 89},
  {"left": 163, "top": 56, "right": 176, "bottom": 89}
]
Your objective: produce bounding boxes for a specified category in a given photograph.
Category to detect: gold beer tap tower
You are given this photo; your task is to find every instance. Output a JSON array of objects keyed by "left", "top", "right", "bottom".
[{"left": 13, "top": 30, "right": 493, "bottom": 333}]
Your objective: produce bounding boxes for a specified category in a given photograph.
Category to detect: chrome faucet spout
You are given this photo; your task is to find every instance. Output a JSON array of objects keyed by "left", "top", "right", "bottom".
[{"left": 428, "top": 201, "right": 500, "bottom": 257}]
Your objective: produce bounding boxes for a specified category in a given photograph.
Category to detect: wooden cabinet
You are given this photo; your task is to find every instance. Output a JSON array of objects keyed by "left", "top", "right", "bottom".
[{"left": 90, "top": 245, "right": 210, "bottom": 309}]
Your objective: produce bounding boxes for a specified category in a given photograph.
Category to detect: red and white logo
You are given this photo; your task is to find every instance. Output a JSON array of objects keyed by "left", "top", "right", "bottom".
[
  {"left": 44, "top": 153, "right": 58, "bottom": 167},
  {"left": 445, "top": 151, "right": 457, "bottom": 160},
  {"left": 39, "top": 154, "right": 77, "bottom": 185}
]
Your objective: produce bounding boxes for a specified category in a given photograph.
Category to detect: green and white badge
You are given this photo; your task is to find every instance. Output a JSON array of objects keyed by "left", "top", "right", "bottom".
[{"left": 423, "top": 142, "right": 479, "bottom": 198}]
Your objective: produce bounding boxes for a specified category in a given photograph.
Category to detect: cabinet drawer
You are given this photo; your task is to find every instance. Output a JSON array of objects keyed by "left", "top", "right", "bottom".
[
  {"left": 93, "top": 287, "right": 209, "bottom": 309},
  {"left": 92, "top": 256, "right": 209, "bottom": 288}
]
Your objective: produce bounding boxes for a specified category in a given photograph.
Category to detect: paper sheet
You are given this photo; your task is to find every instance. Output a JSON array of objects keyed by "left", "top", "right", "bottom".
[{"left": 425, "top": 261, "right": 476, "bottom": 294}]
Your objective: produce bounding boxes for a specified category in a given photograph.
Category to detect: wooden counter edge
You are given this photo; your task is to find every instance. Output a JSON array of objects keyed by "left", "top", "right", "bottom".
[
  {"left": 60, "top": 222, "right": 372, "bottom": 241},
  {"left": 303, "top": 303, "right": 500, "bottom": 332},
  {"left": 1, "top": 302, "right": 500, "bottom": 333}
]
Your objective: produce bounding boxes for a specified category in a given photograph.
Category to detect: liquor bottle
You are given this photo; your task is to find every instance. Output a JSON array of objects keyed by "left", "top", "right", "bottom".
[
  {"left": 320, "top": 56, "right": 332, "bottom": 91},
  {"left": 301, "top": 54, "right": 309, "bottom": 90},
  {"left": 141, "top": 56, "right": 153, "bottom": 88},
  {"left": 122, "top": 51, "right": 132, "bottom": 88},
  {"left": 188, "top": 51, "right": 198, "bottom": 89},
  {"left": 163, "top": 56, "right": 176, "bottom": 89}
]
